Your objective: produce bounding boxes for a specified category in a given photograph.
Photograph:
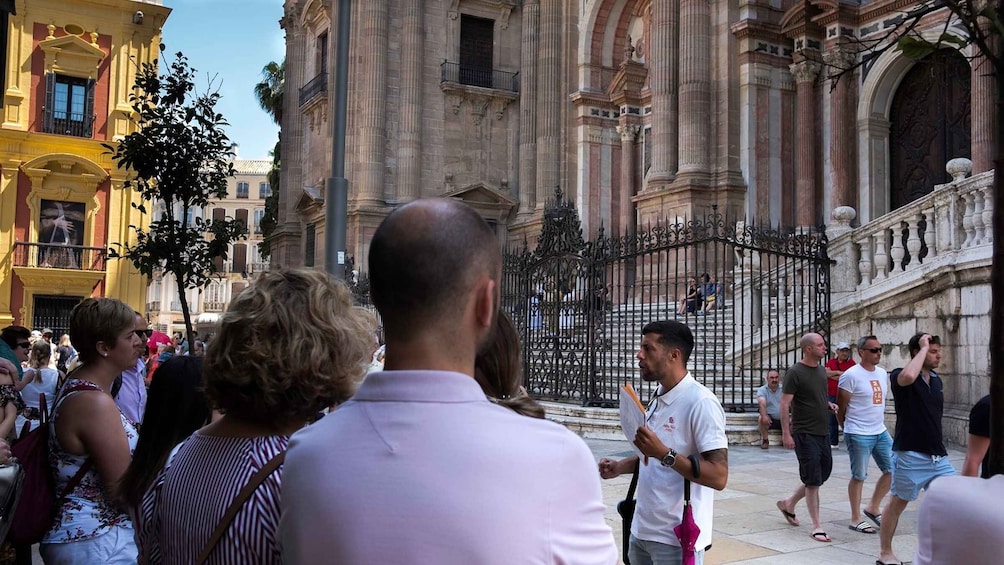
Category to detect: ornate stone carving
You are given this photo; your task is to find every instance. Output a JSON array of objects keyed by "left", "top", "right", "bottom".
[
  {"left": 946, "top": 157, "right": 973, "bottom": 182},
  {"left": 822, "top": 49, "right": 855, "bottom": 72},
  {"left": 470, "top": 95, "right": 490, "bottom": 124},
  {"left": 789, "top": 60, "right": 821, "bottom": 84},
  {"left": 491, "top": 97, "right": 511, "bottom": 120},
  {"left": 445, "top": 94, "right": 463, "bottom": 115},
  {"left": 616, "top": 123, "right": 640, "bottom": 143}
]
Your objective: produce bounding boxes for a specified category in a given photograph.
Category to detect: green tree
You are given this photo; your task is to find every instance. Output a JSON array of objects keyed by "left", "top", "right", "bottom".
[
  {"left": 826, "top": 0, "right": 1003, "bottom": 476},
  {"left": 254, "top": 60, "right": 284, "bottom": 260},
  {"left": 106, "top": 50, "right": 247, "bottom": 347}
]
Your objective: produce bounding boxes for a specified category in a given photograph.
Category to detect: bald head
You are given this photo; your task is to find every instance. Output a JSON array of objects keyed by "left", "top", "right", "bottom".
[
  {"left": 799, "top": 332, "right": 826, "bottom": 364},
  {"left": 369, "top": 198, "right": 501, "bottom": 335}
]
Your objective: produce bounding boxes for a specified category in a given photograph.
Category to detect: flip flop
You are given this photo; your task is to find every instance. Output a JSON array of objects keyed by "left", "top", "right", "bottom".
[
  {"left": 761, "top": 438, "right": 770, "bottom": 449},
  {"left": 849, "top": 521, "right": 877, "bottom": 534},
  {"left": 776, "top": 500, "right": 799, "bottom": 526},
  {"left": 875, "top": 561, "right": 904, "bottom": 565},
  {"left": 864, "top": 509, "right": 882, "bottom": 527},
  {"left": 810, "top": 531, "right": 831, "bottom": 542}
]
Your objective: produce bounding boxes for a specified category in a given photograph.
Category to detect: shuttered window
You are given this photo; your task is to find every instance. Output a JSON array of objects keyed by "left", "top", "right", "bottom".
[{"left": 43, "top": 73, "right": 95, "bottom": 137}]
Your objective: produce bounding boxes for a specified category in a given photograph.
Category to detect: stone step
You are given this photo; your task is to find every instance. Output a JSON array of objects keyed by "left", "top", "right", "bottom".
[{"left": 542, "top": 401, "right": 775, "bottom": 445}]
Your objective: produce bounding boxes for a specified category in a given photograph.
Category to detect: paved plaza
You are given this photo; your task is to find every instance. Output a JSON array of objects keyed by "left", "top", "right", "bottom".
[{"left": 587, "top": 438, "right": 964, "bottom": 564}]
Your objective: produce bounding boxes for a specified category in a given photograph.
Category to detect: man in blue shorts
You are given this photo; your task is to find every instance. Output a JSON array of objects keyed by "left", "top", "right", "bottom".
[
  {"left": 877, "top": 333, "right": 954, "bottom": 565},
  {"left": 836, "top": 335, "right": 892, "bottom": 536}
]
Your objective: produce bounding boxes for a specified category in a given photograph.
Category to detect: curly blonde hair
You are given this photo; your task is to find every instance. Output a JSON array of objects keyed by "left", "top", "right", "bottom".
[{"left": 204, "top": 268, "right": 373, "bottom": 428}]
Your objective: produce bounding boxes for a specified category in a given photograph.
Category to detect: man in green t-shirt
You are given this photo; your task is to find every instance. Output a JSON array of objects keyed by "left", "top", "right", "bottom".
[{"left": 775, "top": 332, "right": 838, "bottom": 543}]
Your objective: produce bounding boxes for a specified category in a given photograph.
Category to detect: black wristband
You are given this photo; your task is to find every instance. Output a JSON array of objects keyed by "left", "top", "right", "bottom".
[{"left": 688, "top": 454, "right": 701, "bottom": 479}]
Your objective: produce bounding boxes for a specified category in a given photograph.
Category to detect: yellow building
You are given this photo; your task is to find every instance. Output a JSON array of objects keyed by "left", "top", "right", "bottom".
[{"left": 0, "top": 0, "right": 170, "bottom": 336}]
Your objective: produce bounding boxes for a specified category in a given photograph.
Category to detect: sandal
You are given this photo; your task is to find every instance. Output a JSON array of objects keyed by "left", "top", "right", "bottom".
[
  {"left": 849, "top": 521, "right": 877, "bottom": 534},
  {"left": 864, "top": 509, "right": 882, "bottom": 527},
  {"left": 810, "top": 531, "right": 831, "bottom": 542},
  {"left": 761, "top": 438, "right": 770, "bottom": 449},
  {"left": 776, "top": 500, "right": 799, "bottom": 526}
]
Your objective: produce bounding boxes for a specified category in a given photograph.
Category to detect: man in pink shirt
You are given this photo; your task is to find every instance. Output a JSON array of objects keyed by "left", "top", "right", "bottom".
[{"left": 280, "top": 198, "right": 617, "bottom": 565}]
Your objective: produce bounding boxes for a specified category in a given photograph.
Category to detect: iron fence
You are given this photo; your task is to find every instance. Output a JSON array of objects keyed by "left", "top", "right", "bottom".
[
  {"left": 299, "top": 72, "right": 328, "bottom": 108},
  {"left": 440, "top": 61, "right": 519, "bottom": 93},
  {"left": 501, "top": 189, "right": 831, "bottom": 410}
]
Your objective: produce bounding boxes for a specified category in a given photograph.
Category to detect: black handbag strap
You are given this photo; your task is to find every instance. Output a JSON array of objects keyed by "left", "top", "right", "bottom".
[
  {"left": 684, "top": 454, "right": 701, "bottom": 503},
  {"left": 626, "top": 458, "right": 640, "bottom": 501}
]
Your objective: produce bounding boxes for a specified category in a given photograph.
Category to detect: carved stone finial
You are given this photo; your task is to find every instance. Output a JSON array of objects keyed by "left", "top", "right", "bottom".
[
  {"left": 946, "top": 157, "right": 973, "bottom": 182},
  {"left": 90, "top": 32, "right": 99, "bottom": 47},
  {"left": 624, "top": 35, "right": 635, "bottom": 63},
  {"left": 46, "top": 24, "right": 56, "bottom": 40}
]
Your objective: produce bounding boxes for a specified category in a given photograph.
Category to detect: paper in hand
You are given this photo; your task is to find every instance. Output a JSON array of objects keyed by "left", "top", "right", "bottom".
[{"left": 620, "top": 383, "right": 648, "bottom": 462}]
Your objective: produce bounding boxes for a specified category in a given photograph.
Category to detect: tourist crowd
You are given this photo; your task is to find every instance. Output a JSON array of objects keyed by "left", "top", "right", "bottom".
[{"left": 0, "top": 197, "right": 997, "bottom": 565}]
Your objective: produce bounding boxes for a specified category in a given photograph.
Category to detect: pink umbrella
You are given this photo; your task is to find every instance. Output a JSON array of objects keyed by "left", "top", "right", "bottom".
[{"left": 673, "top": 477, "right": 701, "bottom": 565}]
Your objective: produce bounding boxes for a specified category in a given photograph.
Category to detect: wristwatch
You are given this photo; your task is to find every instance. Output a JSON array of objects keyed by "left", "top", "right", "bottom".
[{"left": 660, "top": 448, "right": 677, "bottom": 468}]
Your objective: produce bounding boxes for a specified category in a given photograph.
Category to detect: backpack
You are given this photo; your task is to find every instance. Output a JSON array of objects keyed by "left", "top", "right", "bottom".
[{"left": 8, "top": 383, "right": 96, "bottom": 545}]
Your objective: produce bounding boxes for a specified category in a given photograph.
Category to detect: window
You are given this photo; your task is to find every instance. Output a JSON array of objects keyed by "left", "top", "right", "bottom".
[
  {"left": 253, "top": 208, "right": 265, "bottom": 234},
  {"left": 316, "top": 31, "right": 329, "bottom": 75},
  {"left": 259, "top": 182, "right": 271, "bottom": 199},
  {"left": 235, "top": 209, "right": 249, "bottom": 232},
  {"left": 459, "top": 15, "right": 494, "bottom": 88},
  {"left": 232, "top": 243, "right": 247, "bottom": 275},
  {"left": 304, "top": 223, "right": 316, "bottom": 267},
  {"left": 236, "top": 182, "right": 250, "bottom": 199},
  {"left": 43, "top": 73, "right": 95, "bottom": 137}
]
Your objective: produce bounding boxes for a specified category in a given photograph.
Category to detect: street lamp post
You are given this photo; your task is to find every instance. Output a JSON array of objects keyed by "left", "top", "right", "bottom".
[{"left": 325, "top": 0, "right": 351, "bottom": 278}]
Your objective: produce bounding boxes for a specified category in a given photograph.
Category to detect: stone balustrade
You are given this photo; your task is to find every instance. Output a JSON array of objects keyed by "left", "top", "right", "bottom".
[{"left": 828, "top": 158, "right": 994, "bottom": 310}]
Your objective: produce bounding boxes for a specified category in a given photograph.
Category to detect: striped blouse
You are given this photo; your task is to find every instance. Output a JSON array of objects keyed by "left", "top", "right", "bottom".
[{"left": 137, "top": 432, "right": 288, "bottom": 565}]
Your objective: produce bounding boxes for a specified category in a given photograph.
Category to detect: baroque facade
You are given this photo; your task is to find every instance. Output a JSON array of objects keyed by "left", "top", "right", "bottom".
[
  {"left": 146, "top": 159, "right": 272, "bottom": 337},
  {"left": 274, "top": 0, "right": 992, "bottom": 439},
  {"left": 0, "top": 0, "right": 170, "bottom": 335}
]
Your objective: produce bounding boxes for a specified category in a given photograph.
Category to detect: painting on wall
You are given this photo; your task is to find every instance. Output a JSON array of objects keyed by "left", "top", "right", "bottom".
[{"left": 38, "top": 200, "right": 86, "bottom": 268}]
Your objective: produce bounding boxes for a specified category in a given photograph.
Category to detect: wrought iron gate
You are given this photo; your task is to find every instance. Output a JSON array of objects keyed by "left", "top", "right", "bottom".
[
  {"left": 32, "top": 295, "right": 83, "bottom": 341},
  {"left": 501, "top": 189, "right": 831, "bottom": 409}
]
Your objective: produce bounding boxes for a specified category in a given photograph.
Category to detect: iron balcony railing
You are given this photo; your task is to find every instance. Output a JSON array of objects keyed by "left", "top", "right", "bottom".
[
  {"left": 299, "top": 72, "right": 328, "bottom": 107},
  {"left": 203, "top": 300, "right": 226, "bottom": 312},
  {"left": 440, "top": 61, "right": 519, "bottom": 93},
  {"left": 43, "top": 110, "right": 94, "bottom": 138},
  {"left": 13, "top": 241, "right": 106, "bottom": 271}
]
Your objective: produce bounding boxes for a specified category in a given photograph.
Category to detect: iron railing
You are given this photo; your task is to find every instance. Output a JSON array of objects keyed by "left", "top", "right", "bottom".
[
  {"left": 440, "top": 61, "right": 519, "bottom": 93},
  {"left": 299, "top": 72, "right": 328, "bottom": 107},
  {"left": 13, "top": 241, "right": 106, "bottom": 271},
  {"left": 501, "top": 188, "right": 831, "bottom": 409},
  {"left": 43, "top": 110, "right": 93, "bottom": 138}
]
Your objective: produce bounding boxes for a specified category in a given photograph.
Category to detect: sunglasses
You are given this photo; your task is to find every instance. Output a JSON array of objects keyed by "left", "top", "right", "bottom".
[
  {"left": 16, "top": 342, "right": 30, "bottom": 349},
  {"left": 863, "top": 347, "right": 882, "bottom": 353},
  {"left": 134, "top": 330, "right": 153, "bottom": 338}
]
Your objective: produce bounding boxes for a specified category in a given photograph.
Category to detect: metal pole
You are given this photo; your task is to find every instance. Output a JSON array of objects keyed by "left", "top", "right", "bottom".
[{"left": 326, "top": 0, "right": 351, "bottom": 278}]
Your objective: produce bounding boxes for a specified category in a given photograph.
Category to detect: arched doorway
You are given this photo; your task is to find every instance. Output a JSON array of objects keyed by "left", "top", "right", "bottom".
[{"left": 889, "top": 49, "right": 971, "bottom": 210}]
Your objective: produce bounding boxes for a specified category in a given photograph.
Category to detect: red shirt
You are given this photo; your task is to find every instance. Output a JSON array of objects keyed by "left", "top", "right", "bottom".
[{"left": 824, "top": 358, "right": 856, "bottom": 397}]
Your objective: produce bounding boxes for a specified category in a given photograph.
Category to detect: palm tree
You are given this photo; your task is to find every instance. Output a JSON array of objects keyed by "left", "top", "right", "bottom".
[{"left": 254, "top": 60, "right": 284, "bottom": 261}]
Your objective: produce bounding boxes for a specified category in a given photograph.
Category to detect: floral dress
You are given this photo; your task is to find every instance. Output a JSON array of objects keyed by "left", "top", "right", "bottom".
[
  {"left": 41, "top": 378, "right": 139, "bottom": 544},
  {"left": 0, "top": 384, "right": 25, "bottom": 442}
]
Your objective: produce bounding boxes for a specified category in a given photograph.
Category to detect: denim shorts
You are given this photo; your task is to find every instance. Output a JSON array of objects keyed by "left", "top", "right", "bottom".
[
  {"left": 629, "top": 535, "right": 705, "bottom": 565},
  {"left": 890, "top": 450, "right": 956, "bottom": 501},
  {"left": 844, "top": 430, "right": 893, "bottom": 480}
]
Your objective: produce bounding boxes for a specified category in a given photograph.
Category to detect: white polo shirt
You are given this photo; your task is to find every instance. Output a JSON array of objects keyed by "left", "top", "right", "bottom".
[
  {"left": 837, "top": 364, "right": 889, "bottom": 435},
  {"left": 633, "top": 374, "right": 728, "bottom": 550}
]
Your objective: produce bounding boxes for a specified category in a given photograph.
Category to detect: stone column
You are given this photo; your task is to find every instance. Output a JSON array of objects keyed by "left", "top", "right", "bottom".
[
  {"left": 678, "top": 0, "right": 711, "bottom": 175},
  {"left": 398, "top": 0, "right": 423, "bottom": 202},
  {"left": 971, "top": 25, "right": 996, "bottom": 173},
  {"left": 824, "top": 49, "right": 856, "bottom": 210},
  {"left": 357, "top": 0, "right": 389, "bottom": 205},
  {"left": 535, "top": 0, "right": 560, "bottom": 206},
  {"left": 0, "top": 161, "right": 19, "bottom": 324},
  {"left": 616, "top": 124, "right": 640, "bottom": 235},
  {"left": 518, "top": 0, "right": 539, "bottom": 214},
  {"left": 274, "top": 7, "right": 306, "bottom": 267},
  {"left": 647, "top": 0, "right": 679, "bottom": 181},
  {"left": 790, "top": 59, "right": 820, "bottom": 227}
]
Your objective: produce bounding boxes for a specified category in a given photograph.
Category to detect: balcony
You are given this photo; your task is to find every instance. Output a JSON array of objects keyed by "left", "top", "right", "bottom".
[
  {"left": 42, "top": 110, "right": 93, "bottom": 138},
  {"left": 203, "top": 300, "right": 226, "bottom": 312},
  {"left": 147, "top": 301, "right": 161, "bottom": 313},
  {"left": 299, "top": 72, "right": 328, "bottom": 108},
  {"left": 440, "top": 61, "right": 519, "bottom": 93},
  {"left": 13, "top": 241, "right": 105, "bottom": 271}
]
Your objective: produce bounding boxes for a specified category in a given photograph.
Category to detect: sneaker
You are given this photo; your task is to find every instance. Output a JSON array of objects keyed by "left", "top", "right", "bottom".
[{"left": 831, "top": 444, "right": 840, "bottom": 450}]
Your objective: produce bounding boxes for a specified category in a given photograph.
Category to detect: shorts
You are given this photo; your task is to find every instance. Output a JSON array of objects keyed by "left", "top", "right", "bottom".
[
  {"left": 793, "top": 432, "right": 832, "bottom": 486},
  {"left": 40, "top": 525, "right": 138, "bottom": 565},
  {"left": 762, "top": 418, "right": 782, "bottom": 431},
  {"left": 844, "top": 430, "right": 893, "bottom": 480},
  {"left": 890, "top": 450, "right": 955, "bottom": 501}
]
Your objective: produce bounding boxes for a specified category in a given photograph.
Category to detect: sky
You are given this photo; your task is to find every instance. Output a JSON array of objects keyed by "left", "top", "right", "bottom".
[{"left": 161, "top": 0, "right": 285, "bottom": 160}]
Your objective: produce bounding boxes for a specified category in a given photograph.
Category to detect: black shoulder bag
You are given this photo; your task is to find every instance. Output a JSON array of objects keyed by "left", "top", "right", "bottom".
[{"left": 616, "top": 459, "right": 641, "bottom": 565}]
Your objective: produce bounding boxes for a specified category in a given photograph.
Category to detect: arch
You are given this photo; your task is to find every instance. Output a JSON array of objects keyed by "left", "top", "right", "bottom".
[
  {"left": 20, "top": 153, "right": 108, "bottom": 179},
  {"left": 855, "top": 26, "right": 971, "bottom": 223}
]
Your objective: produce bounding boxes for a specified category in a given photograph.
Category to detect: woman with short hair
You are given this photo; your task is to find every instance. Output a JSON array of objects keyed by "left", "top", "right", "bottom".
[
  {"left": 40, "top": 297, "right": 143, "bottom": 564},
  {"left": 138, "top": 268, "right": 373, "bottom": 564}
]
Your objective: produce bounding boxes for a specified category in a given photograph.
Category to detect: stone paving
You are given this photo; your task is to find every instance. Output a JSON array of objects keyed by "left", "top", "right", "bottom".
[{"left": 586, "top": 438, "right": 965, "bottom": 565}]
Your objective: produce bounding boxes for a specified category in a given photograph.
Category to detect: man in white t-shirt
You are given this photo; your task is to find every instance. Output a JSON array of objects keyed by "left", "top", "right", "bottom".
[
  {"left": 599, "top": 320, "right": 729, "bottom": 565},
  {"left": 836, "top": 335, "right": 892, "bottom": 535}
]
